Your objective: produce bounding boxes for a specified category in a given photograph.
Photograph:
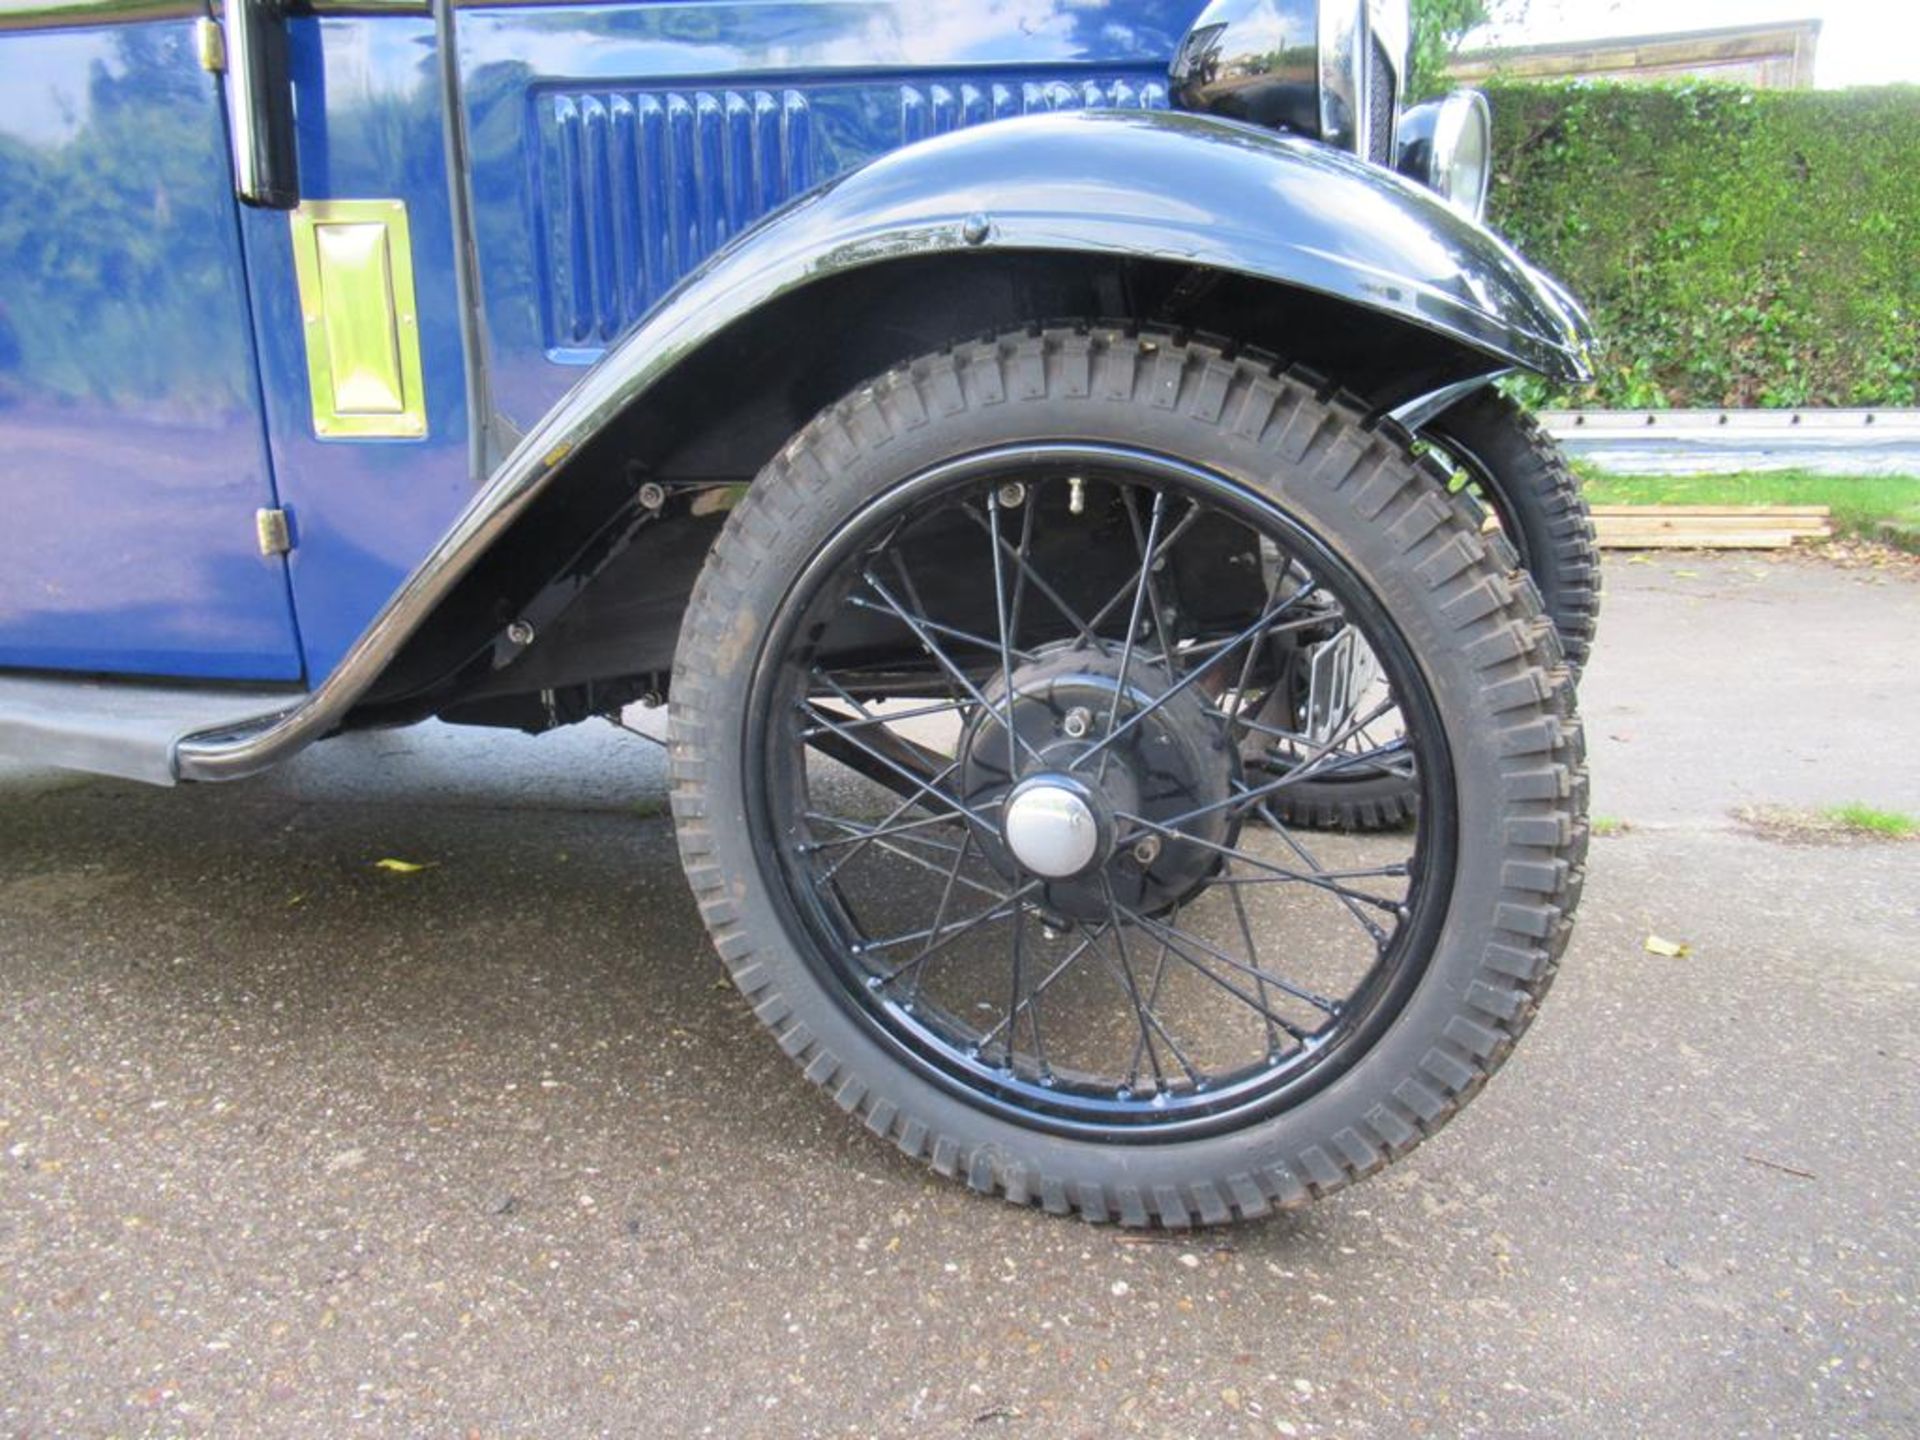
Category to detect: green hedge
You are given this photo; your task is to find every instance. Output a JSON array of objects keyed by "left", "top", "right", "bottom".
[{"left": 1483, "top": 82, "right": 1920, "bottom": 409}]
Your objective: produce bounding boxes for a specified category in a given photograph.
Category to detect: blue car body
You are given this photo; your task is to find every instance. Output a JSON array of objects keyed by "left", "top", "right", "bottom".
[
  {"left": 0, "top": 0, "right": 1590, "bottom": 783},
  {"left": 0, "top": 1, "right": 1186, "bottom": 684}
]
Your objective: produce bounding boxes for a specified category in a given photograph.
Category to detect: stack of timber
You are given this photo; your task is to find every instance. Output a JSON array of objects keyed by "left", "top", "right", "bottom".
[{"left": 1588, "top": 505, "right": 1832, "bottom": 550}]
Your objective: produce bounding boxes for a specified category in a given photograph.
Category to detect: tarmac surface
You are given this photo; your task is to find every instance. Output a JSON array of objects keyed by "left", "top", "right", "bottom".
[{"left": 2, "top": 552, "right": 1916, "bottom": 1437}]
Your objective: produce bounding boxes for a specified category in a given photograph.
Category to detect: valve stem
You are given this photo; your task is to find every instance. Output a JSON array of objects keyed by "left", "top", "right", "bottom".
[{"left": 1068, "top": 475, "right": 1085, "bottom": 515}]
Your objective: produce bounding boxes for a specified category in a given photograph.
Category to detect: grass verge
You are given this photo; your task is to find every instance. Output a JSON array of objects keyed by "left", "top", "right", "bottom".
[
  {"left": 1736, "top": 803, "right": 1918, "bottom": 844},
  {"left": 1575, "top": 468, "right": 1920, "bottom": 549},
  {"left": 1822, "top": 803, "right": 1917, "bottom": 839}
]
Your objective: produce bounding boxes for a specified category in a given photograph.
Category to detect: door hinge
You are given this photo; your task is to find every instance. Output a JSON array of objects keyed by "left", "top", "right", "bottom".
[
  {"left": 255, "top": 507, "right": 292, "bottom": 557},
  {"left": 194, "top": 16, "right": 226, "bottom": 73},
  {"left": 195, "top": 16, "right": 226, "bottom": 74}
]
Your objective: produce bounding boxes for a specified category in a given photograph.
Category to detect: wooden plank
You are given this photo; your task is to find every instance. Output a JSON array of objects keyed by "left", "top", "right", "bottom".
[
  {"left": 1589, "top": 526, "right": 1812, "bottom": 537},
  {"left": 1590, "top": 513, "right": 1828, "bottom": 523},
  {"left": 1597, "top": 514, "right": 1835, "bottom": 526},
  {"left": 1599, "top": 530, "right": 1826, "bottom": 542},
  {"left": 1588, "top": 505, "right": 1831, "bottom": 518},
  {"left": 1605, "top": 522, "right": 1827, "bottom": 537},
  {"left": 1591, "top": 516, "right": 1802, "bottom": 526},
  {"left": 1575, "top": 503, "right": 1834, "bottom": 549},
  {"left": 1595, "top": 530, "right": 1799, "bottom": 550},
  {"left": 1599, "top": 525, "right": 1828, "bottom": 539}
]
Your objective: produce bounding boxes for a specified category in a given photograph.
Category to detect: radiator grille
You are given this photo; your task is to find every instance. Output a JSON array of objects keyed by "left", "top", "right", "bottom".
[
  {"left": 534, "top": 75, "right": 1168, "bottom": 352},
  {"left": 1365, "top": 39, "right": 1397, "bottom": 167}
]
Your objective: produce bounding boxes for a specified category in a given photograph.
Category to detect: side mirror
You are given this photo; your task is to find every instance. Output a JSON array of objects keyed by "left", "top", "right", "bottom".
[{"left": 222, "top": 0, "right": 300, "bottom": 209}]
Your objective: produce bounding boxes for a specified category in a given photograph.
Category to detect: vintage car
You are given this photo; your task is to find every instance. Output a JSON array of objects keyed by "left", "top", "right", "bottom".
[{"left": 0, "top": 0, "right": 1595, "bottom": 1225}]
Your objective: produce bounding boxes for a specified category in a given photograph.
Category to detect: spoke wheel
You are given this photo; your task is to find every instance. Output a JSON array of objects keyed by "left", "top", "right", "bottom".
[
  {"left": 753, "top": 448, "right": 1453, "bottom": 1138},
  {"left": 1268, "top": 387, "right": 1602, "bottom": 832},
  {"left": 671, "top": 329, "right": 1586, "bottom": 1225}
]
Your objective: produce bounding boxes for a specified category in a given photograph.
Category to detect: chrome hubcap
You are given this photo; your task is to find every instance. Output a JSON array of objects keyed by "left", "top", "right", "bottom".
[{"left": 1003, "top": 777, "right": 1102, "bottom": 878}]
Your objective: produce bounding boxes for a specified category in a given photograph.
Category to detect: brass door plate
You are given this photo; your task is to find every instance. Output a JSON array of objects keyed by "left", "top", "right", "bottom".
[{"left": 288, "top": 199, "right": 427, "bottom": 439}]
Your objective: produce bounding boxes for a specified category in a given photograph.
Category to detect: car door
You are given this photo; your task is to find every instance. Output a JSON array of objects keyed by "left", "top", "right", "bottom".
[{"left": 0, "top": 4, "right": 304, "bottom": 682}]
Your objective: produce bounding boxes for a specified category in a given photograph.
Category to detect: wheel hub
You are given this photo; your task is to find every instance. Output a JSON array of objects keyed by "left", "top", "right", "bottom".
[
  {"left": 1002, "top": 775, "right": 1107, "bottom": 878},
  {"left": 957, "top": 645, "right": 1239, "bottom": 920}
]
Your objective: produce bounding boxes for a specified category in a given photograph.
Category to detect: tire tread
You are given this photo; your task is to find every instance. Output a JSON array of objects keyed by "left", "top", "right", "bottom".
[{"left": 670, "top": 328, "right": 1586, "bottom": 1226}]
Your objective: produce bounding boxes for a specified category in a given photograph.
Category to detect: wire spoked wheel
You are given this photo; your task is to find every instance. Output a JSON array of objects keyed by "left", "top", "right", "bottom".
[
  {"left": 1268, "top": 390, "right": 1599, "bottom": 832},
  {"left": 754, "top": 449, "right": 1453, "bottom": 1138},
  {"left": 671, "top": 328, "right": 1585, "bottom": 1225}
]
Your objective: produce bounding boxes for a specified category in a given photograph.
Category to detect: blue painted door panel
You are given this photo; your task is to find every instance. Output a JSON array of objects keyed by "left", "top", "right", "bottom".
[
  {"left": 0, "top": 21, "right": 305, "bottom": 681},
  {"left": 457, "top": 0, "right": 1202, "bottom": 428},
  {"left": 238, "top": 16, "right": 479, "bottom": 683}
]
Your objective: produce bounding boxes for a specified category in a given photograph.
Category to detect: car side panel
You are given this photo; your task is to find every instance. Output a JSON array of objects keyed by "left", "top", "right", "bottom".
[
  {"left": 232, "top": 14, "right": 482, "bottom": 683},
  {"left": 175, "top": 103, "right": 1594, "bottom": 784},
  {"left": 454, "top": 0, "right": 1200, "bottom": 428},
  {"left": 0, "top": 18, "right": 305, "bottom": 680}
]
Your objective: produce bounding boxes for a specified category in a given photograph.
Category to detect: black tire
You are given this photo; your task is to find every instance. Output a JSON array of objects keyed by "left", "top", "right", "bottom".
[
  {"left": 1427, "top": 389, "right": 1601, "bottom": 674},
  {"left": 1270, "top": 388, "right": 1600, "bottom": 832},
  {"left": 669, "top": 328, "right": 1586, "bottom": 1227}
]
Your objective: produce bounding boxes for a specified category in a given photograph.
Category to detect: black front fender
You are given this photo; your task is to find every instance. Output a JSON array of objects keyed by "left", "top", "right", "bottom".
[
  {"left": 571, "top": 106, "right": 1592, "bottom": 434},
  {"left": 176, "top": 108, "right": 1592, "bottom": 781}
]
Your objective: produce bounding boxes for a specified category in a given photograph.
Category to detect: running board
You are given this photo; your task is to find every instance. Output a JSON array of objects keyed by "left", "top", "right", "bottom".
[{"left": 0, "top": 673, "right": 303, "bottom": 786}]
